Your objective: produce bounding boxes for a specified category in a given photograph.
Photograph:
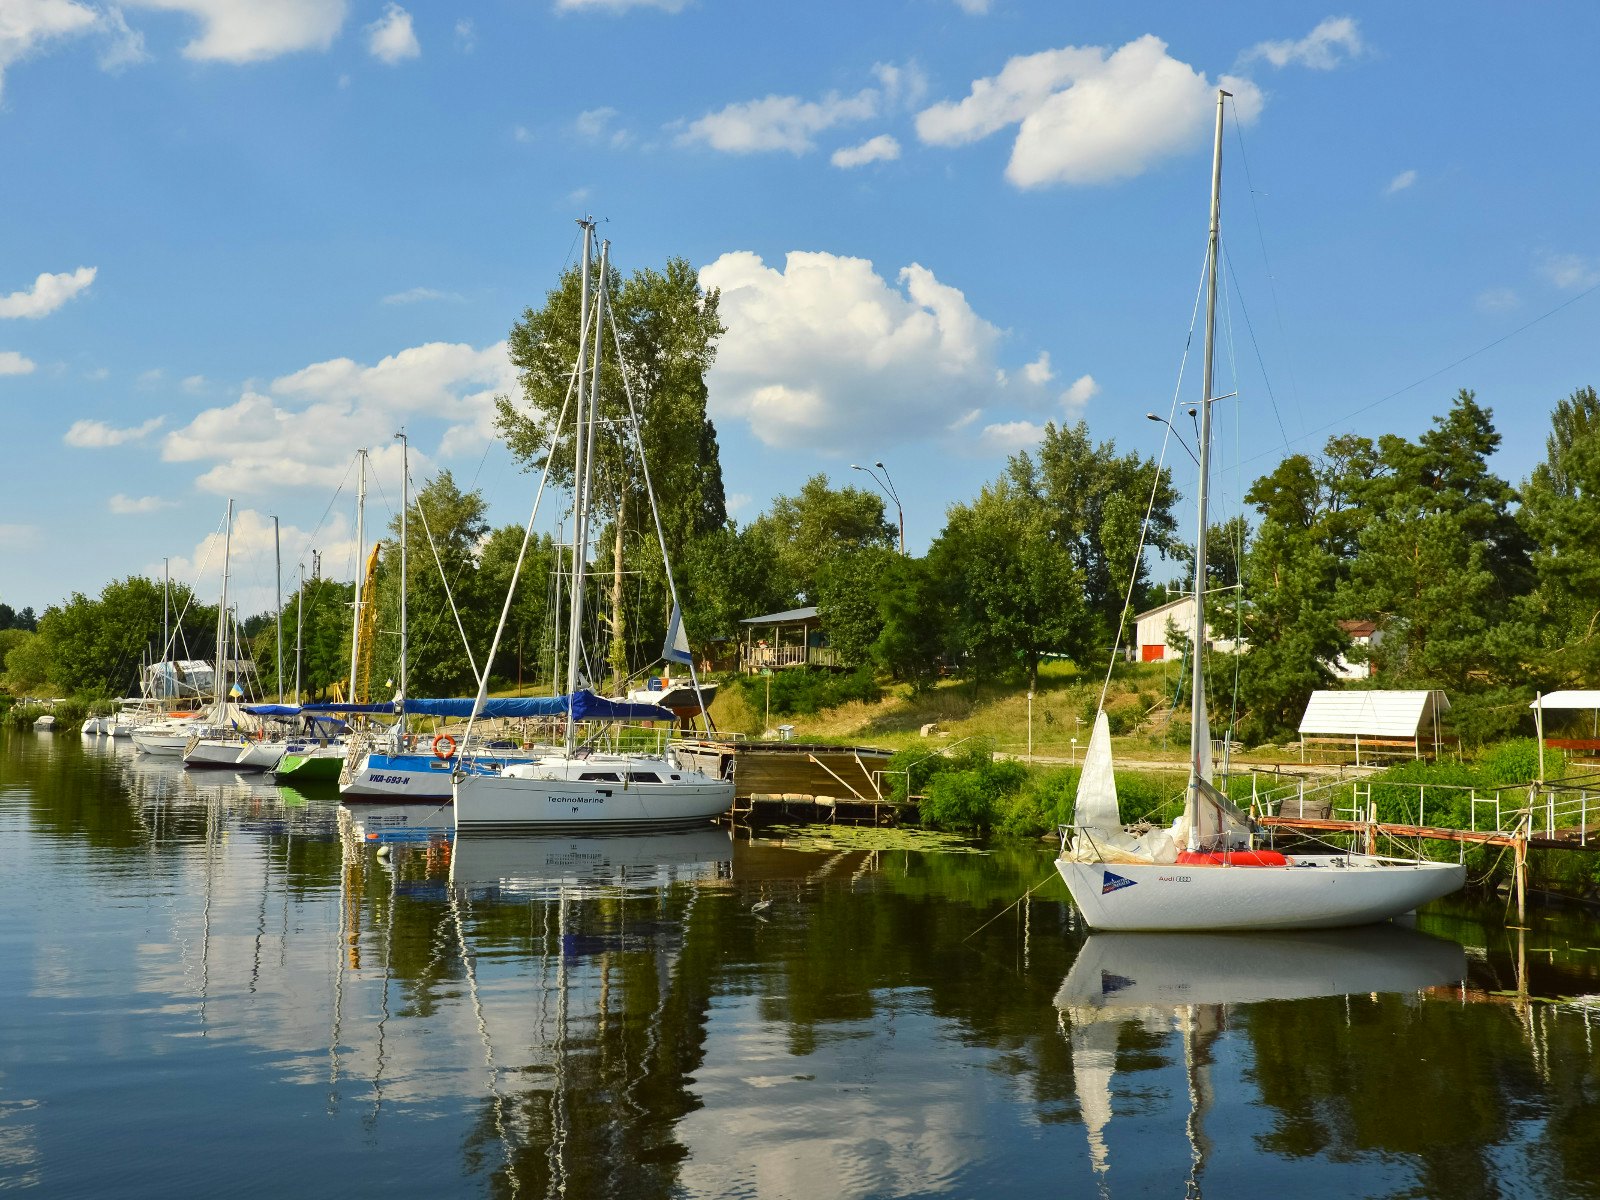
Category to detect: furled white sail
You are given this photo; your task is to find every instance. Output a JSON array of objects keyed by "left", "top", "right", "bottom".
[
  {"left": 1064, "top": 710, "right": 1178, "bottom": 865},
  {"left": 1073, "top": 711, "right": 1121, "bottom": 833}
]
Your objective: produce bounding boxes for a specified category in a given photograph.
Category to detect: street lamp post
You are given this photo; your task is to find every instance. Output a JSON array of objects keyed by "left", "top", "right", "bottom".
[
  {"left": 1027, "top": 690, "right": 1034, "bottom": 762},
  {"left": 1146, "top": 409, "right": 1200, "bottom": 466},
  {"left": 850, "top": 461, "right": 905, "bottom": 554}
]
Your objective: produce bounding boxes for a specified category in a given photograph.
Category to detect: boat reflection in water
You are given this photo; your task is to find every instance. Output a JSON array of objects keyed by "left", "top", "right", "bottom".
[
  {"left": 1055, "top": 926, "right": 1467, "bottom": 1195},
  {"left": 449, "top": 825, "right": 734, "bottom": 896}
]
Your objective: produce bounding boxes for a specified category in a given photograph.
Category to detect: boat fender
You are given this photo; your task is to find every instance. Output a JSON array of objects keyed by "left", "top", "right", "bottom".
[
  {"left": 432, "top": 734, "right": 456, "bottom": 760},
  {"left": 1176, "top": 849, "right": 1290, "bottom": 867}
]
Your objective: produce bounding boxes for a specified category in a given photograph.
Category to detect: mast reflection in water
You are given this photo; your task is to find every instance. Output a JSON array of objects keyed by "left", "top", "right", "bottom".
[{"left": 3, "top": 729, "right": 1599, "bottom": 1198}]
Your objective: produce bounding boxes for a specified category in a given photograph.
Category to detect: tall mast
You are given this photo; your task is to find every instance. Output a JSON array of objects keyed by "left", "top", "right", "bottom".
[
  {"left": 396, "top": 430, "right": 409, "bottom": 708},
  {"left": 1187, "top": 88, "right": 1228, "bottom": 850},
  {"left": 273, "top": 515, "right": 283, "bottom": 704},
  {"left": 564, "top": 223, "right": 597, "bottom": 752},
  {"left": 217, "top": 499, "right": 233, "bottom": 719},
  {"left": 348, "top": 449, "right": 368, "bottom": 704},
  {"left": 294, "top": 560, "right": 304, "bottom": 702},
  {"left": 162, "top": 557, "right": 170, "bottom": 700}
]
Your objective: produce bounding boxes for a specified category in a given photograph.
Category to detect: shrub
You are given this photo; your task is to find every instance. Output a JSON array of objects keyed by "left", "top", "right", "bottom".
[{"left": 738, "top": 666, "right": 882, "bottom": 719}]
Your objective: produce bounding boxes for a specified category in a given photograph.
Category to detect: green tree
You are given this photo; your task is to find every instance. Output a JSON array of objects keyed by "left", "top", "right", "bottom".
[
  {"left": 372, "top": 471, "right": 493, "bottom": 697},
  {"left": 747, "top": 474, "right": 896, "bottom": 604},
  {"left": 931, "top": 466, "right": 1090, "bottom": 689},
  {"left": 36, "top": 576, "right": 211, "bottom": 697},
  {"left": 1032, "top": 420, "right": 1179, "bottom": 649},
  {"left": 497, "top": 253, "right": 728, "bottom": 688},
  {"left": 815, "top": 546, "right": 897, "bottom": 667},
  {"left": 1520, "top": 385, "right": 1600, "bottom": 683},
  {"left": 478, "top": 526, "right": 558, "bottom": 691},
  {"left": 3, "top": 630, "right": 51, "bottom": 693},
  {"left": 871, "top": 553, "right": 949, "bottom": 691}
]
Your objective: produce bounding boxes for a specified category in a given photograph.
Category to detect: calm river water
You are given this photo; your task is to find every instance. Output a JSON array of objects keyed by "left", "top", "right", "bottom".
[{"left": 3, "top": 731, "right": 1598, "bottom": 1198}]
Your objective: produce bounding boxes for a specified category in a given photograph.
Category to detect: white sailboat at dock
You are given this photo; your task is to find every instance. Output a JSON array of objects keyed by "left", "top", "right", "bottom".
[
  {"left": 453, "top": 223, "right": 733, "bottom": 833},
  {"left": 1054, "top": 90, "right": 1464, "bottom": 931}
]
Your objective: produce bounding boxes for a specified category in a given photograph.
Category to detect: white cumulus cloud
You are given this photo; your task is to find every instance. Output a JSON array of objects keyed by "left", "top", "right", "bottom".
[
  {"left": 64, "top": 415, "right": 164, "bottom": 446},
  {"left": 0, "top": 524, "right": 41, "bottom": 550},
  {"left": 381, "top": 286, "right": 464, "bottom": 305},
  {"left": 365, "top": 2, "right": 417, "bottom": 64},
  {"left": 1062, "top": 373, "right": 1099, "bottom": 410},
  {"left": 1022, "top": 351, "right": 1054, "bottom": 385},
  {"left": 832, "top": 135, "right": 900, "bottom": 169},
  {"left": 976, "top": 420, "right": 1046, "bottom": 455},
  {"left": 109, "top": 493, "right": 178, "bottom": 514},
  {"left": 699, "top": 250, "right": 1002, "bottom": 452},
  {"left": 1242, "top": 17, "right": 1364, "bottom": 70},
  {"left": 122, "top": 0, "right": 348, "bottom": 63},
  {"left": 681, "top": 89, "right": 878, "bottom": 155},
  {"left": 1539, "top": 252, "right": 1600, "bottom": 291},
  {"left": 1385, "top": 169, "right": 1417, "bottom": 195},
  {"left": 916, "top": 36, "right": 1262, "bottom": 188},
  {"left": 0, "top": 350, "right": 37, "bottom": 375},
  {"left": 0, "top": 266, "right": 96, "bottom": 319},
  {"left": 0, "top": 0, "right": 99, "bottom": 99},
  {"left": 161, "top": 340, "right": 516, "bottom": 495},
  {"left": 165, "top": 507, "right": 357, "bottom": 617}
]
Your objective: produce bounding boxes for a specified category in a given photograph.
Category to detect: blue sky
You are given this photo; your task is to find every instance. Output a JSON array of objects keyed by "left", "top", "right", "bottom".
[{"left": 3, "top": 0, "right": 1597, "bottom": 616}]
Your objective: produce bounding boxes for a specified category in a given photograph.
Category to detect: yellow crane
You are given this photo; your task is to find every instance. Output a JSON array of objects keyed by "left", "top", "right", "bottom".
[{"left": 354, "top": 543, "right": 381, "bottom": 702}]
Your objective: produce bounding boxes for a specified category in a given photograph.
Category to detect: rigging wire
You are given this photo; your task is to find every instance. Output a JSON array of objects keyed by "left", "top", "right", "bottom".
[
  {"left": 1229, "top": 101, "right": 1304, "bottom": 440},
  {"left": 1096, "top": 244, "right": 1211, "bottom": 715}
]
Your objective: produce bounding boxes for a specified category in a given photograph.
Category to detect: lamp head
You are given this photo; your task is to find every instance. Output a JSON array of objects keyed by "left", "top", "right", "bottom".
[
  {"left": 874, "top": 460, "right": 885, "bottom": 469},
  {"left": 1145, "top": 413, "right": 1161, "bottom": 422}
]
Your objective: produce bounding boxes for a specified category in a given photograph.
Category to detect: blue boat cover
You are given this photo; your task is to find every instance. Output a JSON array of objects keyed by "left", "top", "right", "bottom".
[
  {"left": 242, "top": 704, "right": 305, "bottom": 716},
  {"left": 298, "top": 702, "right": 401, "bottom": 714},
  {"left": 402, "top": 689, "right": 675, "bottom": 722}
]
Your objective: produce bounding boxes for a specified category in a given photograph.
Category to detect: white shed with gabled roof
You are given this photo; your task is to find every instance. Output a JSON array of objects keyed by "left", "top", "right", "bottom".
[{"left": 1297, "top": 689, "right": 1451, "bottom": 763}]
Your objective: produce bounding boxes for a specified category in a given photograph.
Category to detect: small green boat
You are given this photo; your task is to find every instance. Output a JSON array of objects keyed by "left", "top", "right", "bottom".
[{"left": 274, "top": 745, "right": 347, "bottom": 782}]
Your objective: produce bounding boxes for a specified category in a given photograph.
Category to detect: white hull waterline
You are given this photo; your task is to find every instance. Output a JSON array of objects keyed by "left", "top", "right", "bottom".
[
  {"left": 455, "top": 754, "right": 733, "bottom": 833},
  {"left": 1056, "top": 855, "right": 1466, "bottom": 932}
]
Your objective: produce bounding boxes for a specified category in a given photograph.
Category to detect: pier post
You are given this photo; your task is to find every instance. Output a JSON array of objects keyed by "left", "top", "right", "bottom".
[{"left": 1514, "top": 820, "right": 1528, "bottom": 926}]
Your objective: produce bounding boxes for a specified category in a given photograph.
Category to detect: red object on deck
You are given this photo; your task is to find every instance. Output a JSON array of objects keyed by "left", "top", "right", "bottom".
[{"left": 1176, "top": 849, "right": 1290, "bottom": 867}]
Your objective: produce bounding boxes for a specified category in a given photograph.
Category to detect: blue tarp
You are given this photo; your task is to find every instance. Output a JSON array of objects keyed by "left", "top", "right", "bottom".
[
  {"left": 242, "top": 704, "right": 304, "bottom": 716},
  {"left": 403, "top": 689, "right": 676, "bottom": 722},
  {"left": 299, "top": 702, "right": 401, "bottom": 714}
]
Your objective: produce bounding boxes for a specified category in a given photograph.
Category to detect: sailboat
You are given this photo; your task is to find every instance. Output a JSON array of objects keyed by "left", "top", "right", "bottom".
[
  {"left": 1054, "top": 90, "right": 1464, "bottom": 931},
  {"left": 453, "top": 223, "right": 734, "bottom": 833}
]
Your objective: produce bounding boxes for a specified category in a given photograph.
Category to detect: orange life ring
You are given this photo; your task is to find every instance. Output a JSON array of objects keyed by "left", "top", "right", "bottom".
[{"left": 432, "top": 734, "right": 456, "bottom": 760}]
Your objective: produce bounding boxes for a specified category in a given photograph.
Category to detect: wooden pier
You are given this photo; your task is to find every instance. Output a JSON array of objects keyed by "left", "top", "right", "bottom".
[
  {"left": 1261, "top": 811, "right": 1600, "bottom": 923},
  {"left": 673, "top": 739, "right": 900, "bottom": 825}
]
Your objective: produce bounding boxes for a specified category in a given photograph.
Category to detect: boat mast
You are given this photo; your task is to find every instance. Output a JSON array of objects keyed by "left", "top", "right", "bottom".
[
  {"left": 564, "top": 223, "right": 597, "bottom": 754},
  {"left": 162, "top": 557, "right": 170, "bottom": 700},
  {"left": 348, "top": 449, "right": 368, "bottom": 704},
  {"left": 294, "top": 559, "right": 304, "bottom": 703},
  {"left": 217, "top": 499, "right": 233, "bottom": 720},
  {"left": 273, "top": 515, "right": 283, "bottom": 704},
  {"left": 396, "top": 430, "right": 409, "bottom": 713},
  {"left": 1187, "top": 88, "right": 1228, "bottom": 852}
]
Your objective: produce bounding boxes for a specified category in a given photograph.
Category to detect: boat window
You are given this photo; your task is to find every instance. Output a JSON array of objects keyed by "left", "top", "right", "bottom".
[
  {"left": 578, "top": 771, "right": 621, "bottom": 782},
  {"left": 627, "top": 772, "right": 662, "bottom": 784}
]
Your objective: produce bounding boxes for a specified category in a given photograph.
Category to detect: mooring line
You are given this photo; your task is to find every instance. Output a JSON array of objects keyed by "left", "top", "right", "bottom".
[{"left": 963, "top": 866, "right": 1063, "bottom": 942}]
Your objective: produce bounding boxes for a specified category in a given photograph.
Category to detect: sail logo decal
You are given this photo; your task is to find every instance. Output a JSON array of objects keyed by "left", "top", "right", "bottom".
[{"left": 1101, "top": 871, "right": 1137, "bottom": 895}]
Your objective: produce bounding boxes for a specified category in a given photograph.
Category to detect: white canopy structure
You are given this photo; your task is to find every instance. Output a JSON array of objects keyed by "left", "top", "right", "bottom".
[
  {"left": 1298, "top": 690, "right": 1451, "bottom": 763},
  {"left": 1530, "top": 691, "right": 1600, "bottom": 776}
]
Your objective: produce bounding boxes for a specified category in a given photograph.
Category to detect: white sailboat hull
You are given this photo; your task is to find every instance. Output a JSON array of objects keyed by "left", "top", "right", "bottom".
[
  {"left": 455, "top": 761, "right": 734, "bottom": 834},
  {"left": 131, "top": 726, "right": 198, "bottom": 756},
  {"left": 1056, "top": 854, "right": 1466, "bottom": 932}
]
